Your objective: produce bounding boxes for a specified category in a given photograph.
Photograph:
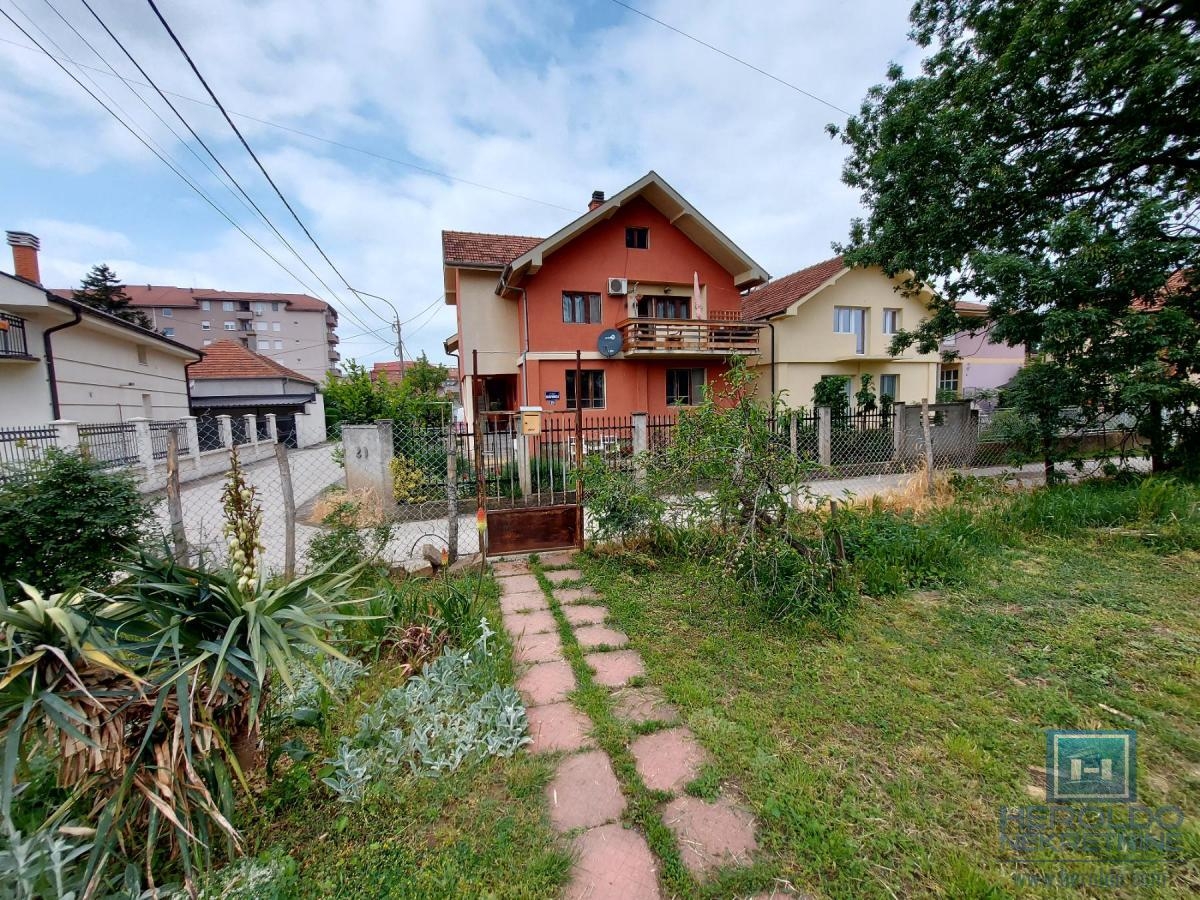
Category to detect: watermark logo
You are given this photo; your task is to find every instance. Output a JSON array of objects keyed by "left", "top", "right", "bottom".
[{"left": 1046, "top": 730, "right": 1136, "bottom": 803}]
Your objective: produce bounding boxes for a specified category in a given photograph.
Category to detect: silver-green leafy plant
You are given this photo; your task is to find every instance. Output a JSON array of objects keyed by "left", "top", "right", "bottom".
[{"left": 321, "top": 619, "right": 529, "bottom": 801}]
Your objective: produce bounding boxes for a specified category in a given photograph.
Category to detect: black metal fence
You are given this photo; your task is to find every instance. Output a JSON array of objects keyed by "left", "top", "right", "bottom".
[
  {"left": 0, "top": 311, "right": 30, "bottom": 358},
  {"left": 0, "top": 425, "right": 58, "bottom": 480},
  {"left": 78, "top": 422, "right": 138, "bottom": 469},
  {"left": 150, "top": 420, "right": 191, "bottom": 460}
]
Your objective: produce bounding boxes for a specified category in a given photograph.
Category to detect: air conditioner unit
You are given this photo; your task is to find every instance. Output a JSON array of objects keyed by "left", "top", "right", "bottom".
[{"left": 607, "top": 277, "right": 628, "bottom": 296}]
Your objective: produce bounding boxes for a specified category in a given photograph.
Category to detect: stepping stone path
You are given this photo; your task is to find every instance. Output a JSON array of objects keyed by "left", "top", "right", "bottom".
[{"left": 493, "top": 557, "right": 762, "bottom": 897}]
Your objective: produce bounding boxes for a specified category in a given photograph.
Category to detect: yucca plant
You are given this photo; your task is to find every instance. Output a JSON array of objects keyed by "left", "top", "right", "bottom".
[{"left": 0, "top": 453, "right": 373, "bottom": 895}]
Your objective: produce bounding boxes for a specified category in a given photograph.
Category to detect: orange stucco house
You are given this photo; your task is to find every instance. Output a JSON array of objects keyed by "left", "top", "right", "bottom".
[{"left": 442, "top": 171, "right": 770, "bottom": 425}]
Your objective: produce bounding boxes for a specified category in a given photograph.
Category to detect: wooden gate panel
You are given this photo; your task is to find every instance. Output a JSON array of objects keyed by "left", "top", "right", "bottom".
[{"left": 487, "top": 505, "right": 578, "bottom": 555}]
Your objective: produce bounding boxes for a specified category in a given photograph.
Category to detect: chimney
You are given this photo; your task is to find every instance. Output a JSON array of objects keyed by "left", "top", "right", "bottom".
[
  {"left": 588, "top": 190, "right": 605, "bottom": 211},
  {"left": 6, "top": 231, "right": 41, "bottom": 284}
]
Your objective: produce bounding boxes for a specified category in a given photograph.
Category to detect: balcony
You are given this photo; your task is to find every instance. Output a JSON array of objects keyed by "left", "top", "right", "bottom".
[
  {"left": 616, "top": 317, "right": 763, "bottom": 357},
  {"left": 328, "top": 349, "right": 341, "bottom": 361},
  {"left": 0, "top": 312, "right": 35, "bottom": 361}
]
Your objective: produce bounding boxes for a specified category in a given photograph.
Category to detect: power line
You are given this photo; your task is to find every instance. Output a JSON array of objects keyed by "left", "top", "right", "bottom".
[
  {"left": 607, "top": 0, "right": 853, "bottom": 117},
  {"left": 0, "top": 6, "right": 353, "bottom": 316},
  {"left": 70, "top": 0, "right": 366, "bottom": 329},
  {"left": 146, "top": 0, "right": 396, "bottom": 336},
  {"left": 0, "top": 34, "right": 579, "bottom": 213}
]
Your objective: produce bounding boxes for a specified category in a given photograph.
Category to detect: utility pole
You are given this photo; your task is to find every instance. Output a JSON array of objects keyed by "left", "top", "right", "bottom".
[{"left": 352, "top": 287, "right": 404, "bottom": 368}]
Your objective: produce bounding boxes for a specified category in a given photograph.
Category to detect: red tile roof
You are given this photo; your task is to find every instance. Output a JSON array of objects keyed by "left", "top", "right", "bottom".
[
  {"left": 371, "top": 360, "right": 417, "bottom": 381},
  {"left": 189, "top": 340, "right": 316, "bottom": 383},
  {"left": 955, "top": 300, "right": 989, "bottom": 316},
  {"left": 442, "top": 230, "right": 543, "bottom": 268},
  {"left": 50, "top": 285, "right": 330, "bottom": 311},
  {"left": 741, "top": 256, "right": 847, "bottom": 320}
]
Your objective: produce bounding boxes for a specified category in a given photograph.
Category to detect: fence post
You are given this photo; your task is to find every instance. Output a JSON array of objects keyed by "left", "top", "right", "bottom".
[
  {"left": 892, "top": 402, "right": 906, "bottom": 466},
  {"left": 514, "top": 414, "right": 532, "bottom": 498},
  {"left": 265, "top": 413, "right": 278, "bottom": 443},
  {"left": 165, "top": 429, "right": 187, "bottom": 562},
  {"left": 129, "top": 417, "right": 156, "bottom": 479},
  {"left": 51, "top": 419, "right": 79, "bottom": 452},
  {"left": 275, "top": 442, "right": 296, "bottom": 579},
  {"left": 788, "top": 411, "right": 800, "bottom": 508},
  {"left": 920, "top": 397, "right": 935, "bottom": 493},
  {"left": 631, "top": 412, "right": 648, "bottom": 482},
  {"left": 817, "top": 406, "right": 832, "bottom": 467},
  {"left": 217, "top": 414, "right": 234, "bottom": 449},
  {"left": 344, "top": 421, "right": 396, "bottom": 518},
  {"left": 244, "top": 414, "right": 257, "bottom": 446},
  {"left": 375, "top": 420, "right": 397, "bottom": 518},
  {"left": 446, "top": 427, "right": 459, "bottom": 563},
  {"left": 181, "top": 415, "right": 201, "bottom": 470}
]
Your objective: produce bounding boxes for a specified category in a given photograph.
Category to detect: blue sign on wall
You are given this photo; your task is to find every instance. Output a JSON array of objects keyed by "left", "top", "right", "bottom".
[{"left": 545, "top": 390, "right": 560, "bottom": 404}]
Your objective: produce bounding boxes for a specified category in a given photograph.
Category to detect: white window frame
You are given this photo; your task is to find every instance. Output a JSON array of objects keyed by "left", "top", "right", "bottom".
[
  {"left": 160, "top": 307, "right": 173, "bottom": 318},
  {"left": 938, "top": 366, "right": 960, "bottom": 394},
  {"left": 201, "top": 300, "right": 211, "bottom": 311},
  {"left": 222, "top": 300, "right": 235, "bottom": 311},
  {"left": 256, "top": 338, "right": 271, "bottom": 351},
  {"left": 201, "top": 320, "right": 211, "bottom": 330},
  {"left": 273, "top": 339, "right": 283, "bottom": 350},
  {"left": 272, "top": 321, "right": 281, "bottom": 332},
  {"left": 224, "top": 321, "right": 236, "bottom": 331},
  {"left": 882, "top": 308, "right": 900, "bottom": 335}
]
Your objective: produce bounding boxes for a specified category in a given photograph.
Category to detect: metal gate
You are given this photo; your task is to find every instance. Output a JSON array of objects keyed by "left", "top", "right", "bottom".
[{"left": 471, "top": 352, "right": 583, "bottom": 557}]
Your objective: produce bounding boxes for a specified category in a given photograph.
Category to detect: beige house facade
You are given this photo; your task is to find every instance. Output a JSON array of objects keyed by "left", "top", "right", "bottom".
[
  {"left": 1, "top": 232, "right": 199, "bottom": 427},
  {"left": 742, "top": 258, "right": 940, "bottom": 409}
]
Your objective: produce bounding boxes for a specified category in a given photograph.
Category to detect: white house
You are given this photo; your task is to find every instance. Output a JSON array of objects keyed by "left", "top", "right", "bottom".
[{"left": 0, "top": 231, "right": 201, "bottom": 428}]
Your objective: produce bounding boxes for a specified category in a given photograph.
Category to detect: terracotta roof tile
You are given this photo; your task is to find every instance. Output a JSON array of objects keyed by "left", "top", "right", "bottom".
[
  {"left": 442, "top": 230, "right": 543, "bottom": 268},
  {"left": 50, "top": 285, "right": 330, "bottom": 312},
  {"left": 741, "top": 256, "right": 846, "bottom": 320},
  {"left": 371, "top": 360, "right": 417, "bottom": 380},
  {"left": 189, "top": 340, "right": 317, "bottom": 384}
]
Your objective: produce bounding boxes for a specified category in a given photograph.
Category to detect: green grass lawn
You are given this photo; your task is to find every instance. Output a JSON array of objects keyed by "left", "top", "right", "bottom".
[
  {"left": 243, "top": 577, "right": 572, "bottom": 899},
  {"left": 580, "top": 533, "right": 1200, "bottom": 898}
]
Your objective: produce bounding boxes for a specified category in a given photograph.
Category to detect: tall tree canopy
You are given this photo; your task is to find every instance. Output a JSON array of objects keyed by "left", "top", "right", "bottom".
[
  {"left": 832, "top": 0, "right": 1200, "bottom": 466},
  {"left": 72, "top": 264, "right": 153, "bottom": 329},
  {"left": 322, "top": 356, "right": 451, "bottom": 430}
]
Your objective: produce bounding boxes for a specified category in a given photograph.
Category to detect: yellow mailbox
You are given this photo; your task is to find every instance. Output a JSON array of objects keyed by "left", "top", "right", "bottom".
[{"left": 519, "top": 406, "right": 543, "bottom": 436}]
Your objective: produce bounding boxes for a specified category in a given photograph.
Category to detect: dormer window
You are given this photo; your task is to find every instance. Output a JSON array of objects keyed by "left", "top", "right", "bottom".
[{"left": 625, "top": 227, "right": 649, "bottom": 249}]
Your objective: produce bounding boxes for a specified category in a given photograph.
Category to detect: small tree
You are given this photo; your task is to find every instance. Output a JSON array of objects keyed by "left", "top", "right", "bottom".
[
  {"left": 998, "top": 359, "right": 1085, "bottom": 483},
  {"left": 323, "top": 356, "right": 451, "bottom": 432},
  {"left": 855, "top": 374, "right": 878, "bottom": 413},
  {"left": 72, "top": 264, "right": 152, "bottom": 329}
]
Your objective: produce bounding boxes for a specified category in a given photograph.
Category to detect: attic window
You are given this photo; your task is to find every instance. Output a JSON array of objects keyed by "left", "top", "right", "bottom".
[{"left": 625, "top": 227, "right": 649, "bottom": 250}]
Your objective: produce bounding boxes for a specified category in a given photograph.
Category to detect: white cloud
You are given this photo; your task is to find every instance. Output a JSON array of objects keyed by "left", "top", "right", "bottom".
[{"left": 0, "top": 0, "right": 923, "bottom": 365}]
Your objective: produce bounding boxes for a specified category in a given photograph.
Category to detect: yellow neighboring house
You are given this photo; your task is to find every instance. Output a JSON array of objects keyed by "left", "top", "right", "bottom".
[{"left": 742, "top": 256, "right": 940, "bottom": 408}]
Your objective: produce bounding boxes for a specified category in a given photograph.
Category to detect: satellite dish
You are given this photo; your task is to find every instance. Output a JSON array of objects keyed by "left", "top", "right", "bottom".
[{"left": 597, "top": 328, "right": 623, "bottom": 358}]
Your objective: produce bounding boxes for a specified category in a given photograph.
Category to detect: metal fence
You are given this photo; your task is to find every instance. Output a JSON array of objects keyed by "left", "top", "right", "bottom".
[
  {"left": 78, "top": 422, "right": 139, "bottom": 469},
  {"left": 150, "top": 420, "right": 191, "bottom": 460},
  {"left": 0, "top": 425, "right": 58, "bottom": 481}
]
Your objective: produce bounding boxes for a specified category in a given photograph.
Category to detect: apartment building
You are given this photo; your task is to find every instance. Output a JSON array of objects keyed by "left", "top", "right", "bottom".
[{"left": 50, "top": 284, "right": 341, "bottom": 384}]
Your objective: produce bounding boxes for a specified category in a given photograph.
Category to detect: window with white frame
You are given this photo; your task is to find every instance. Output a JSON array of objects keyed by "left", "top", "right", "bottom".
[
  {"left": 256, "top": 339, "right": 270, "bottom": 351},
  {"left": 255, "top": 321, "right": 267, "bottom": 331},
  {"left": 271, "top": 301, "right": 279, "bottom": 311},
  {"left": 272, "top": 321, "right": 281, "bottom": 332},
  {"left": 833, "top": 306, "right": 867, "bottom": 354},
  {"left": 201, "top": 300, "right": 211, "bottom": 311},
  {"left": 938, "top": 366, "right": 960, "bottom": 395},
  {"left": 201, "top": 320, "right": 211, "bottom": 330},
  {"left": 942, "top": 332, "right": 958, "bottom": 347},
  {"left": 224, "top": 321, "right": 236, "bottom": 331},
  {"left": 273, "top": 340, "right": 283, "bottom": 350},
  {"left": 879, "top": 373, "right": 899, "bottom": 400},
  {"left": 160, "top": 307, "right": 173, "bottom": 318},
  {"left": 202, "top": 339, "right": 212, "bottom": 347},
  {"left": 882, "top": 308, "right": 900, "bottom": 334},
  {"left": 222, "top": 300, "right": 234, "bottom": 311}
]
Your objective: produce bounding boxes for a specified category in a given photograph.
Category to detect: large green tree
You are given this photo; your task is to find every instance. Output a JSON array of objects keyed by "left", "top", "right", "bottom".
[
  {"left": 322, "top": 355, "right": 451, "bottom": 430},
  {"left": 72, "top": 263, "right": 152, "bottom": 329},
  {"left": 832, "top": 0, "right": 1200, "bottom": 469}
]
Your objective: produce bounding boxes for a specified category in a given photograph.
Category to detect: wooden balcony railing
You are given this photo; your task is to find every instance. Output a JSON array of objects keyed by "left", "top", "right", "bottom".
[{"left": 616, "top": 317, "right": 763, "bottom": 356}]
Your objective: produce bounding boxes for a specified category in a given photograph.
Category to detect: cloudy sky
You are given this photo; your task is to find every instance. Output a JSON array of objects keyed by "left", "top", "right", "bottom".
[{"left": 0, "top": 0, "right": 921, "bottom": 367}]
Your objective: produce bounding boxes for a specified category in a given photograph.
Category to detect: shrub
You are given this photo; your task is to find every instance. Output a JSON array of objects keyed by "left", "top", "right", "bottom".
[
  {"left": 306, "top": 497, "right": 393, "bottom": 572},
  {"left": 321, "top": 621, "right": 528, "bottom": 801},
  {"left": 0, "top": 449, "right": 151, "bottom": 593},
  {"left": 390, "top": 455, "right": 434, "bottom": 504},
  {"left": 579, "top": 455, "right": 664, "bottom": 541}
]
